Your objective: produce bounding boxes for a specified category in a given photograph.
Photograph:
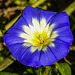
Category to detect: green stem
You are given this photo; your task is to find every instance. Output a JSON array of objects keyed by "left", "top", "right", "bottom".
[
  {"left": 32, "top": 0, "right": 46, "bottom": 7},
  {"left": 63, "top": 1, "right": 75, "bottom": 16},
  {"left": 0, "top": 55, "right": 16, "bottom": 71},
  {"left": 55, "top": 62, "right": 64, "bottom": 75},
  {"left": 39, "top": 68, "right": 42, "bottom": 75}
]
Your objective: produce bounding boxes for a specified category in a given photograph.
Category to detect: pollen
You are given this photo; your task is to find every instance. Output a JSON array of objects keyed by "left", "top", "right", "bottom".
[{"left": 32, "top": 31, "right": 50, "bottom": 47}]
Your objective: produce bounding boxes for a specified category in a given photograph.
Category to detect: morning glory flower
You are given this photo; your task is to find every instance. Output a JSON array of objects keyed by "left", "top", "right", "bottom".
[{"left": 4, "top": 6, "right": 73, "bottom": 67}]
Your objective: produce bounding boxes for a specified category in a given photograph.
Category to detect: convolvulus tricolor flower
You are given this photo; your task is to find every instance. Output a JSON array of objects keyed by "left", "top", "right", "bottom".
[{"left": 4, "top": 6, "right": 73, "bottom": 67}]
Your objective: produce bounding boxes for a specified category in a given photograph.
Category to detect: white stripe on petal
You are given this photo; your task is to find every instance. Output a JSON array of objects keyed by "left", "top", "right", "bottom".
[
  {"left": 31, "top": 46, "right": 38, "bottom": 52},
  {"left": 40, "top": 18, "right": 46, "bottom": 32},
  {"left": 49, "top": 42, "right": 55, "bottom": 47},
  {"left": 20, "top": 33, "right": 29, "bottom": 39},
  {"left": 24, "top": 40, "right": 32, "bottom": 43},
  {"left": 23, "top": 43, "right": 32, "bottom": 47},
  {"left": 38, "top": 46, "right": 42, "bottom": 51},
  {"left": 50, "top": 38, "right": 55, "bottom": 42},
  {"left": 23, "top": 25, "right": 31, "bottom": 35},
  {"left": 48, "top": 24, "right": 55, "bottom": 36},
  {"left": 32, "top": 18, "right": 40, "bottom": 32},
  {"left": 19, "top": 33, "right": 33, "bottom": 42},
  {"left": 44, "top": 24, "right": 49, "bottom": 32},
  {"left": 29, "top": 24, "right": 36, "bottom": 33},
  {"left": 42, "top": 46, "right": 47, "bottom": 51},
  {"left": 51, "top": 31, "right": 58, "bottom": 39}
]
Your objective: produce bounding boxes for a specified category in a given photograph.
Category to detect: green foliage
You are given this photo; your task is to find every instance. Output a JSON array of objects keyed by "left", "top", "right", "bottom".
[
  {"left": 52, "top": 66, "right": 60, "bottom": 75},
  {"left": 11, "top": 0, "right": 28, "bottom": 6},
  {"left": 0, "top": 72, "right": 18, "bottom": 75},
  {"left": 0, "top": 56, "right": 4, "bottom": 63},
  {"left": 29, "top": 0, "right": 38, "bottom": 4},
  {"left": 59, "top": 63, "right": 71, "bottom": 75},
  {"left": 23, "top": 68, "right": 34, "bottom": 75}
]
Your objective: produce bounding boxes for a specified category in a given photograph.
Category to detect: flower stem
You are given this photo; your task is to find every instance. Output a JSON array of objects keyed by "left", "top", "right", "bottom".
[{"left": 55, "top": 62, "right": 64, "bottom": 75}]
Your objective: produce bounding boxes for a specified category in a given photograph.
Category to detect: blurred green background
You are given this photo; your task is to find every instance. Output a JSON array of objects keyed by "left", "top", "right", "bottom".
[{"left": 0, "top": 0, "right": 75, "bottom": 75}]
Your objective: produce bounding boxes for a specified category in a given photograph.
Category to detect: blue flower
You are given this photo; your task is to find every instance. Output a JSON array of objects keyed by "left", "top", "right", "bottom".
[{"left": 4, "top": 6, "right": 73, "bottom": 67}]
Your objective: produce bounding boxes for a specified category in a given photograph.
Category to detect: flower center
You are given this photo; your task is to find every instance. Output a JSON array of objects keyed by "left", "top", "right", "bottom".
[{"left": 32, "top": 31, "right": 50, "bottom": 47}]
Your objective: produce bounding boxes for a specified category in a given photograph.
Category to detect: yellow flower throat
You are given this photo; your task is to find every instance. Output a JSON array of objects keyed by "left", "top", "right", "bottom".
[{"left": 32, "top": 31, "right": 50, "bottom": 47}]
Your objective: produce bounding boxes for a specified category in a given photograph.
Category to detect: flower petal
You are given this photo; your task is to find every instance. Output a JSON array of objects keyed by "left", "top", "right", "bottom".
[
  {"left": 9, "top": 44, "right": 27, "bottom": 59},
  {"left": 40, "top": 9, "right": 57, "bottom": 24},
  {"left": 23, "top": 6, "right": 40, "bottom": 25},
  {"left": 49, "top": 12, "right": 73, "bottom": 44},
  {"left": 40, "top": 47, "right": 57, "bottom": 66},
  {"left": 4, "top": 34, "right": 25, "bottom": 46},
  {"left": 50, "top": 12, "right": 69, "bottom": 29},
  {"left": 23, "top": 6, "right": 57, "bottom": 26},
  {"left": 40, "top": 39, "right": 70, "bottom": 66},
  {"left": 49, "top": 39, "right": 70, "bottom": 60},
  {"left": 7, "top": 16, "right": 28, "bottom": 34},
  {"left": 20, "top": 48, "right": 41, "bottom": 67},
  {"left": 7, "top": 28, "right": 25, "bottom": 34},
  {"left": 9, "top": 43, "right": 41, "bottom": 67},
  {"left": 54, "top": 26, "right": 73, "bottom": 44}
]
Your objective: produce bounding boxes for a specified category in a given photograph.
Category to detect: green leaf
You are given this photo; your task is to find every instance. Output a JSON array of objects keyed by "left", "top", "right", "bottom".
[
  {"left": 53, "top": 67, "right": 60, "bottom": 75},
  {"left": 59, "top": 63, "right": 71, "bottom": 75},
  {"left": 0, "top": 72, "right": 18, "bottom": 75},
  {"left": 23, "top": 68, "right": 34, "bottom": 75},
  {"left": 27, "top": 68, "right": 33, "bottom": 74},
  {"left": 0, "top": 56, "right": 4, "bottom": 63}
]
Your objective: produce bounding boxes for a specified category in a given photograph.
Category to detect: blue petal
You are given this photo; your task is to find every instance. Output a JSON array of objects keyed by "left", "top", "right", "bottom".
[
  {"left": 40, "top": 39, "right": 70, "bottom": 66},
  {"left": 40, "top": 47, "right": 57, "bottom": 66},
  {"left": 7, "top": 16, "right": 28, "bottom": 34},
  {"left": 9, "top": 43, "right": 41, "bottom": 67},
  {"left": 54, "top": 26, "right": 73, "bottom": 44},
  {"left": 20, "top": 48, "right": 41, "bottom": 67},
  {"left": 7, "top": 28, "right": 25, "bottom": 34},
  {"left": 49, "top": 39, "right": 70, "bottom": 60},
  {"left": 23, "top": 6, "right": 40, "bottom": 25},
  {"left": 4, "top": 34, "right": 25, "bottom": 46},
  {"left": 23, "top": 6, "right": 57, "bottom": 25},
  {"left": 50, "top": 12, "right": 73, "bottom": 44},
  {"left": 50, "top": 12, "right": 70, "bottom": 29},
  {"left": 9, "top": 44, "right": 29, "bottom": 61},
  {"left": 40, "top": 9, "right": 57, "bottom": 24}
]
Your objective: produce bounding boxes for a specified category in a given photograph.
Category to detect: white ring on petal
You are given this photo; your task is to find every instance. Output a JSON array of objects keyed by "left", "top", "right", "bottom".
[{"left": 19, "top": 18, "right": 58, "bottom": 52}]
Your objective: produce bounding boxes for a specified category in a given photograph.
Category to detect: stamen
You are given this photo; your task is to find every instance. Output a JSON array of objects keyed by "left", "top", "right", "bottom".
[{"left": 32, "top": 31, "right": 50, "bottom": 48}]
